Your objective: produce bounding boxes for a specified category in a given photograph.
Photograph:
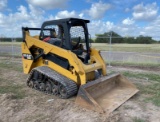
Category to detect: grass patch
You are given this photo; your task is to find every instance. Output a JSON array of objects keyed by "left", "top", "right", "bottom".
[
  {"left": 0, "top": 77, "right": 10, "bottom": 83},
  {"left": 123, "top": 72, "right": 160, "bottom": 82},
  {"left": 0, "top": 42, "right": 21, "bottom": 45},
  {"left": 0, "top": 85, "right": 26, "bottom": 99},
  {"left": 0, "top": 50, "right": 21, "bottom": 57},
  {"left": 109, "top": 61, "right": 160, "bottom": 68},
  {"left": 0, "top": 77, "right": 4, "bottom": 81},
  {"left": 92, "top": 43, "right": 160, "bottom": 53},
  {"left": 148, "top": 97, "right": 160, "bottom": 107},
  {"left": 123, "top": 71, "right": 160, "bottom": 107},
  {"left": 0, "top": 60, "right": 26, "bottom": 99},
  {"left": 0, "top": 61, "right": 23, "bottom": 72},
  {"left": 141, "top": 83, "right": 160, "bottom": 106},
  {"left": 24, "top": 114, "right": 49, "bottom": 122},
  {"left": 123, "top": 105, "right": 134, "bottom": 110},
  {"left": 0, "top": 53, "right": 21, "bottom": 57},
  {"left": 132, "top": 117, "right": 145, "bottom": 122}
]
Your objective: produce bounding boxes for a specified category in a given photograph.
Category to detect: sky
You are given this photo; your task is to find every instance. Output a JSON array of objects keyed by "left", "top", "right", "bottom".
[{"left": 0, "top": 0, "right": 160, "bottom": 40}]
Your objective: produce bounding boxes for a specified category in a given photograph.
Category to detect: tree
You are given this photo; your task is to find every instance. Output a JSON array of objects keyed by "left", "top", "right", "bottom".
[
  {"left": 95, "top": 31, "right": 123, "bottom": 43},
  {"left": 95, "top": 34, "right": 109, "bottom": 43},
  {"left": 136, "top": 35, "right": 152, "bottom": 44},
  {"left": 123, "top": 37, "right": 135, "bottom": 44},
  {"left": 89, "top": 38, "right": 94, "bottom": 43}
]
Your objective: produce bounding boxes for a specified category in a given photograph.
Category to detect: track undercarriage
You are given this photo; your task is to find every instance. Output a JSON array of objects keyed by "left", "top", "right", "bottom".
[{"left": 27, "top": 66, "right": 78, "bottom": 98}]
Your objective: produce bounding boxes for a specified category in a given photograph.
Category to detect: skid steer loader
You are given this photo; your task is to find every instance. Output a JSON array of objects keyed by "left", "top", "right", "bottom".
[{"left": 21, "top": 18, "right": 138, "bottom": 115}]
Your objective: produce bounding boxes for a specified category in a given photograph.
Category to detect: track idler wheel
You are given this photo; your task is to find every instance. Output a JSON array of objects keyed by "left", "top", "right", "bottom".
[{"left": 27, "top": 80, "right": 34, "bottom": 88}]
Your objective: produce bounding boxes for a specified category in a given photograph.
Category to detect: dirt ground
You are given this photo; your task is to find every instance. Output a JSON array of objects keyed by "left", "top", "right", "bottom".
[{"left": 0, "top": 57, "right": 160, "bottom": 122}]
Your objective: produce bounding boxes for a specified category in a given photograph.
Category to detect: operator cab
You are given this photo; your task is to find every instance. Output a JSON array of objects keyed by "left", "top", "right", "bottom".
[{"left": 40, "top": 18, "right": 91, "bottom": 63}]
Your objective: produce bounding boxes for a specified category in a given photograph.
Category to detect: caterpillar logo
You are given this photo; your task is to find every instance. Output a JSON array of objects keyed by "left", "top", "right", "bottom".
[{"left": 22, "top": 54, "right": 33, "bottom": 60}]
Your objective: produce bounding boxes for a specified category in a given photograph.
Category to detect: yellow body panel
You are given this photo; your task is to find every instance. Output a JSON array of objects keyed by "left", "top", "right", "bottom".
[
  {"left": 21, "top": 43, "right": 34, "bottom": 74},
  {"left": 22, "top": 32, "right": 107, "bottom": 85}
]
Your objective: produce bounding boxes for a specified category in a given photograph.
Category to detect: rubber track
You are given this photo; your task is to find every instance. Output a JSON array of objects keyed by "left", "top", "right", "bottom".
[{"left": 27, "top": 66, "right": 78, "bottom": 98}]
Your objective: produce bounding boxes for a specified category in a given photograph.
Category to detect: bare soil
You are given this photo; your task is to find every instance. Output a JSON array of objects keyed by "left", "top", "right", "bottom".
[{"left": 0, "top": 57, "right": 159, "bottom": 122}]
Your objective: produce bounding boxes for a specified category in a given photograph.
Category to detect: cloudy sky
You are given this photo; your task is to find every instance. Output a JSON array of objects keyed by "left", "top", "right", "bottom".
[{"left": 0, "top": 0, "right": 160, "bottom": 40}]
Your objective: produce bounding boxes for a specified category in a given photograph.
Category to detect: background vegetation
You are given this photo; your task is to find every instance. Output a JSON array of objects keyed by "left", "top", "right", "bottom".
[
  {"left": 0, "top": 37, "right": 22, "bottom": 42},
  {"left": 0, "top": 31, "right": 160, "bottom": 44},
  {"left": 95, "top": 31, "right": 160, "bottom": 44}
]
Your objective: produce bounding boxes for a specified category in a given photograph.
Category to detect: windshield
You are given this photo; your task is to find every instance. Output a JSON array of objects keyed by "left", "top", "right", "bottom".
[{"left": 70, "top": 25, "right": 87, "bottom": 50}]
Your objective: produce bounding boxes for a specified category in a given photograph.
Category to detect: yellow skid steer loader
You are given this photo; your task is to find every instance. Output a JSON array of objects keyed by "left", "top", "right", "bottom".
[{"left": 21, "top": 18, "right": 138, "bottom": 115}]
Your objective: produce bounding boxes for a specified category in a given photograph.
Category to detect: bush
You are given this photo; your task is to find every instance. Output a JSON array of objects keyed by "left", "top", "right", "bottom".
[{"left": 0, "top": 37, "right": 22, "bottom": 42}]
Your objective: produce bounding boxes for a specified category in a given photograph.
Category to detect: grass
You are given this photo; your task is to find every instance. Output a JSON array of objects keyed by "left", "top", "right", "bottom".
[
  {"left": 141, "top": 83, "right": 160, "bottom": 106},
  {"left": 0, "top": 77, "right": 26, "bottom": 99},
  {"left": 123, "top": 72, "right": 160, "bottom": 82},
  {"left": 109, "top": 61, "right": 160, "bottom": 68},
  {"left": 132, "top": 117, "right": 145, "bottom": 122},
  {"left": 0, "top": 61, "right": 23, "bottom": 72},
  {"left": 0, "top": 60, "right": 26, "bottom": 99},
  {"left": 123, "top": 71, "right": 160, "bottom": 107},
  {"left": 24, "top": 114, "right": 49, "bottom": 122},
  {"left": 0, "top": 42, "right": 21, "bottom": 45},
  {"left": 123, "top": 105, "right": 134, "bottom": 110},
  {"left": 0, "top": 53, "right": 21, "bottom": 57},
  {"left": 0, "top": 42, "right": 21, "bottom": 57},
  {"left": 92, "top": 43, "right": 160, "bottom": 53},
  {"left": 0, "top": 84, "right": 26, "bottom": 99}
]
